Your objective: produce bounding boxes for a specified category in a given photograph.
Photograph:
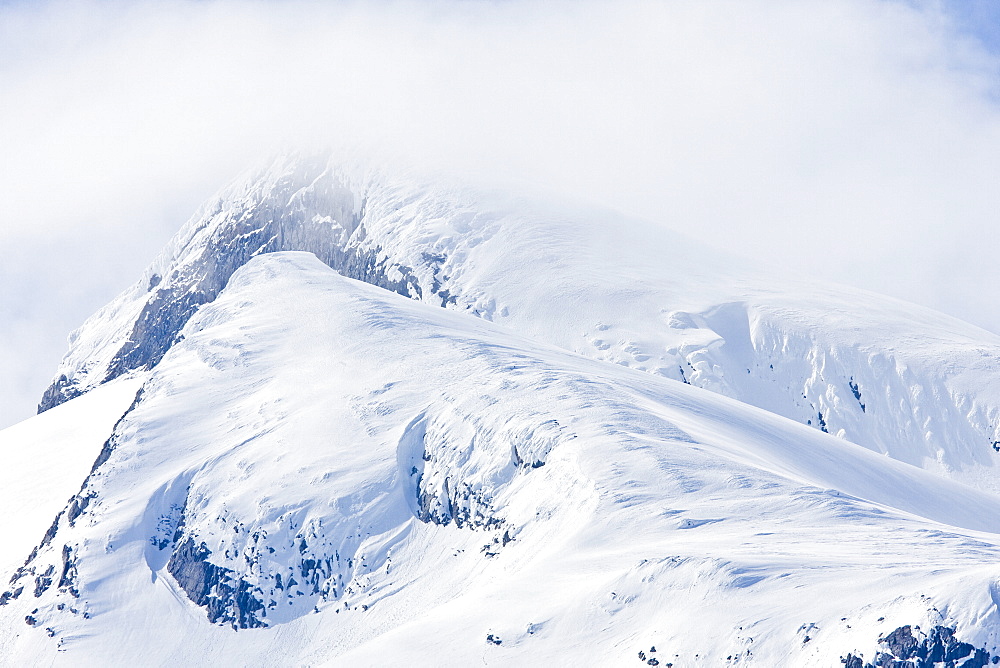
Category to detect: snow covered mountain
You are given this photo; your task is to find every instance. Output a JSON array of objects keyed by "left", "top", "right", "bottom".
[
  {"left": 4, "top": 154, "right": 1000, "bottom": 665},
  {"left": 37, "top": 153, "right": 1000, "bottom": 491}
]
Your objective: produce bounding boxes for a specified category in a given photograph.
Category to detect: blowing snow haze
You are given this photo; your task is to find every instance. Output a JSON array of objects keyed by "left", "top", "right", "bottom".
[{"left": 3, "top": 1, "right": 1000, "bottom": 665}]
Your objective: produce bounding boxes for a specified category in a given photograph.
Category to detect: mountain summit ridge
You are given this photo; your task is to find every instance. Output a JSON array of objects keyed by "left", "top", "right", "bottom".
[{"left": 38, "top": 153, "right": 1000, "bottom": 492}]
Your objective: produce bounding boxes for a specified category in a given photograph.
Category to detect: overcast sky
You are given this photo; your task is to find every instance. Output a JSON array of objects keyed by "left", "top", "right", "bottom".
[{"left": 2, "top": 0, "right": 1000, "bottom": 429}]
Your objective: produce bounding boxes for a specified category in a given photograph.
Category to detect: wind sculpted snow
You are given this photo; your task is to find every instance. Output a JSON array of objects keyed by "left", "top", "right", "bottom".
[
  {"left": 4, "top": 253, "right": 1000, "bottom": 664},
  {"left": 35, "top": 154, "right": 1000, "bottom": 494}
]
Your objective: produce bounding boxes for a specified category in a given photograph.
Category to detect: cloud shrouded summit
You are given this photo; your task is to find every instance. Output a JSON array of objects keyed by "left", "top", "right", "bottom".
[{"left": 1, "top": 0, "right": 999, "bottom": 428}]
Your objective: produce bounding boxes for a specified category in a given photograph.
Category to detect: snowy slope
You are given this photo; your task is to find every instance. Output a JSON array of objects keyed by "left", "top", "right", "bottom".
[
  {"left": 36, "top": 154, "right": 1000, "bottom": 494},
  {"left": 4, "top": 252, "right": 1000, "bottom": 666},
  {"left": 0, "top": 377, "right": 142, "bottom": 582}
]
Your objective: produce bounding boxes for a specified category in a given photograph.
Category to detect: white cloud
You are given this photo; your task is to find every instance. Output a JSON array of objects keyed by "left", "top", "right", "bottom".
[{"left": 2, "top": 0, "right": 999, "bottom": 427}]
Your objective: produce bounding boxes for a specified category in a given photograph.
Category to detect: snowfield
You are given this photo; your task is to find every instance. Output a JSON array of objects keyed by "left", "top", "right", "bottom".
[{"left": 4, "top": 156, "right": 1000, "bottom": 666}]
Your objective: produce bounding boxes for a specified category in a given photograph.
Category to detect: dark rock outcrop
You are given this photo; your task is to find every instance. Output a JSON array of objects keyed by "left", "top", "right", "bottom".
[
  {"left": 166, "top": 536, "right": 266, "bottom": 630},
  {"left": 38, "top": 159, "right": 466, "bottom": 413},
  {"left": 842, "top": 624, "right": 997, "bottom": 668}
]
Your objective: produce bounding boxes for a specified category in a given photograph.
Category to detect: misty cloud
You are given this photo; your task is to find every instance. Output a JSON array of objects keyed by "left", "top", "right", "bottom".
[{"left": 2, "top": 0, "right": 999, "bottom": 427}]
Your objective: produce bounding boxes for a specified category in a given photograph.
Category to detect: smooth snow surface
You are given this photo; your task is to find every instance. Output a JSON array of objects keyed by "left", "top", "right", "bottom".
[{"left": 4, "top": 253, "right": 1000, "bottom": 666}]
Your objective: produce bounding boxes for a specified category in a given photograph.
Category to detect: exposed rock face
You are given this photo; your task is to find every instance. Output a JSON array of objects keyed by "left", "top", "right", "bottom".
[
  {"left": 842, "top": 625, "right": 997, "bottom": 668},
  {"left": 38, "top": 374, "right": 79, "bottom": 413},
  {"left": 166, "top": 536, "right": 265, "bottom": 629},
  {"left": 154, "top": 492, "right": 355, "bottom": 630},
  {"left": 38, "top": 156, "right": 479, "bottom": 413},
  {"left": 97, "top": 164, "right": 366, "bottom": 390}
]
